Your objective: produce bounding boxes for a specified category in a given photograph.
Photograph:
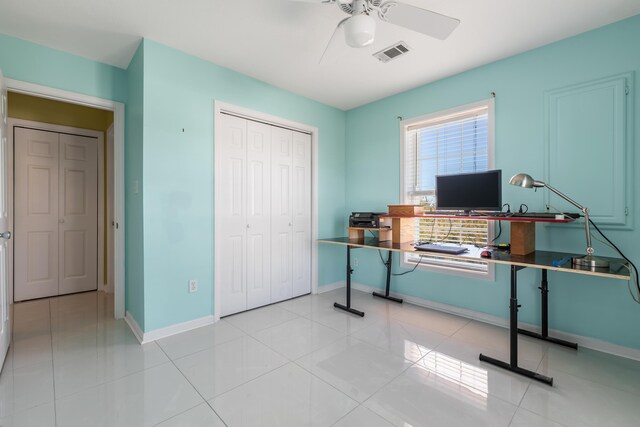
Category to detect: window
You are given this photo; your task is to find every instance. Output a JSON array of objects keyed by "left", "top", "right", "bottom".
[{"left": 400, "top": 99, "right": 495, "bottom": 276}]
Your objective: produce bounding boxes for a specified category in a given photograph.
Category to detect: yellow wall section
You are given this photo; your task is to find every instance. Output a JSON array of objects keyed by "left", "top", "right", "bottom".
[{"left": 8, "top": 92, "right": 114, "bottom": 286}]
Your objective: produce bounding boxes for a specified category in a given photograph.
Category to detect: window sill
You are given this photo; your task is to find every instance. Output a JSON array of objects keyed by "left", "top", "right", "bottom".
[{"left": 402, "top": 255, "right": 495, "bottom": 281}]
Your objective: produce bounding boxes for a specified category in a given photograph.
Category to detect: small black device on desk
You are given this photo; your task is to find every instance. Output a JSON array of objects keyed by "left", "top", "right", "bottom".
[{"left": 349, "top": 212, "right": 385, "bottom": 228}]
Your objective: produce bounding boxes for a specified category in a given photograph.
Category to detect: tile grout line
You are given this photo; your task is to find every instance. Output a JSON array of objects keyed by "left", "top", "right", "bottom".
[{"left": 155, "top": 341, "right": 230, "bottom": 427}]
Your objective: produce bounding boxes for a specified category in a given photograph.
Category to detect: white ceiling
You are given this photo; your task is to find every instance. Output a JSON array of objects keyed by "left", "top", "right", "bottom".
[{"left": 1, "top": 0, "right": 639, "bottom": 110}]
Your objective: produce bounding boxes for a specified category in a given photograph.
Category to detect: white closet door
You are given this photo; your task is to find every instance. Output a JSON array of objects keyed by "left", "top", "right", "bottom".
[
  {"left": 58, "top": 134, "right": 98, "bottom": 295},
  {"left": 218, "top": 114, "right": 247, "bottom": 316},
  {"left": 246, "top": 121, "right": 272, "bottom": 309},
  {"left": 291, "top": 131, "right": 311, "bottom": 297},
  {"left": 270, "top": 127, "right": 293, "bottom": 303},
  {"left": 14, "top": 128, "right": 60, "bottom": 301}
]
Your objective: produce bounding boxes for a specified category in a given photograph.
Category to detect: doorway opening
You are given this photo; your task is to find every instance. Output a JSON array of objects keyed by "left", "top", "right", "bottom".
[{"left": 5, "top": 81, "right": 125, "bottom": 319}]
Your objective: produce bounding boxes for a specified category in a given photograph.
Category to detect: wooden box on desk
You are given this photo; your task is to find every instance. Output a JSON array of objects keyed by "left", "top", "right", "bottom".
[
  {"left": 510, "top": 222, "right": 536, "bottom": 255},
  {"left": 387, "top": 204, "right": 424, "bottom": 216}
]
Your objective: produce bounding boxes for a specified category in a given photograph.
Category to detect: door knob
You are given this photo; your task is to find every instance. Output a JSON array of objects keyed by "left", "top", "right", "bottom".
[
  {"left": 58, "top": 219, "right": 65, "bottom": 224},
  {"left": 0, "top": 231, "right": 11, "bottom": 240},
  {"left": 246, "top": 224, "right": 250, "bottom": 228}
]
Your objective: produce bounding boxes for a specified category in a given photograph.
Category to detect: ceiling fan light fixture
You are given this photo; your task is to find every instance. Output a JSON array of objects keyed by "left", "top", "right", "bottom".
[{"left": 344, "top": 14, "right": 376, "bottom": 48}]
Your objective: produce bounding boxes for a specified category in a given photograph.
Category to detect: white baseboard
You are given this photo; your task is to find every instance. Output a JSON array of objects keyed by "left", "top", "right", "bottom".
[
  {"left": 316, "top": 281, "right": 345, "bottom": 294},
  {"left": 125, "top": 312, "right": 215, "bottom": 344},
  {"left": 342, "top": 281, "right": 640, "bottom": 362},
  {"left": 125, "top": 311, "right": 145, "bottom": 344}
]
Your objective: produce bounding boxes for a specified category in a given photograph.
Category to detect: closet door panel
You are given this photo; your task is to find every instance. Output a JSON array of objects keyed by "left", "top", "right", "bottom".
[
  {"left": 270, "top": 127, "right": 293, "bottom": 303},
  {"left": 292, "top": 132, "right": 311, "bottom": 297},
  {"left": 246, "top": 121, "right": 271, "bottom": 309},
  {"left": 218, "top": 114, "right": 248, "bottom": 316},
  {"left": 14, "top": 128, "right": 59, "bottom": 301},
  {"left": 58, "top": 133, "right": 98, "bottom": 295}
]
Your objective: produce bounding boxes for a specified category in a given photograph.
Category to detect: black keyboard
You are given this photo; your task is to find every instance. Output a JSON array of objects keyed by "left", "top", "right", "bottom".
[
  {"left": 415, "top": 244, "right": 469, "bottom": 255},
  {"left": 509, "top": 212, "right": 581, "bottom": 219}
]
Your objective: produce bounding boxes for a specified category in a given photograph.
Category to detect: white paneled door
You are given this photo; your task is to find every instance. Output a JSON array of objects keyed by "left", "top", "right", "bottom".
[
  {"left": 246, "top": 121, "right": 272, "bottom": 310},
  {"left": 291, "top": 131, "right": 311, "bottom": 298},
  {"left": 217, "top": 113, "right": 311, "bottom": 317},
  {"left": 58, "top": 134, "right": 98, "bottom": 295},
  {"left": 270, "top": 127, "right": 293, "bottom": 303},
  {"left": 0, "top": 70, "right": 11, "bottom": 369},
  {"left": 218, "top": 114, "right": 248, "bottom": 316},
  {"left": 14, "top": 128, "right": 98, "bottom": 301}
]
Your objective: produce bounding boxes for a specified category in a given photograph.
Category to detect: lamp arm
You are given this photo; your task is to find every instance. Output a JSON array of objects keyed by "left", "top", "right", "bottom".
[
  {"left": 542, "top": 183, "right": 585, "bottom": 211},
  {"left": 543, "top": 183, "right": 593, "bottom": 255}
]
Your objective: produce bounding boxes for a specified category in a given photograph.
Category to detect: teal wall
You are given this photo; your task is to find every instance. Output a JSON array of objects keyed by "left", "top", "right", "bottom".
[
  {"left": 125, "top": 42, "right": 145, "bottom": 329},
  {"left": 0, "top": 33, "right": 127, "bottom": 103},
  {"left": 139, "top": 40, "right": 347, "bottom": 331},
  {"left": 344, "top": 15, "right": 640, "bottom": 349}
]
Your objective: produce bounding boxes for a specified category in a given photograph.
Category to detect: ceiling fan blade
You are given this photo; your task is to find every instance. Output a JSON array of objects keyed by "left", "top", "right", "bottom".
[
  {"left": 382, "top": 2, "right": 460, "bottom": 40},
  {"left": 319, "top": 18, "right": 348, "bottom": 64}
]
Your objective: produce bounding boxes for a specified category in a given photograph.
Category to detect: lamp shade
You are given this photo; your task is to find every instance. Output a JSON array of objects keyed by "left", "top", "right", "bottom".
[
  {"left": 509, "top": 173, "right": 541, "bottom": 188},
  {"left": 344, "top": 14, "right": 376, "bottom": 48}
]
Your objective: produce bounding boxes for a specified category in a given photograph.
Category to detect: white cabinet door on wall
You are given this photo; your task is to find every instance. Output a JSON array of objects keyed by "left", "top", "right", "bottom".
[
  {"left": 14, "top": 127, "right": 98, "bottom": 301},
  {"left": 218, "top": 114, "right": 248, "bottom": 316},
  {"left": 217, "top": 113, "right": 311, "bottom": 317}
]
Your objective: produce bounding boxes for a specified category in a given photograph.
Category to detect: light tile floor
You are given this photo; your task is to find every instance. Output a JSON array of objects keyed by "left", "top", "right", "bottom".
[{"left": 1, "top": 289, "right": 639, "bottom": 426}]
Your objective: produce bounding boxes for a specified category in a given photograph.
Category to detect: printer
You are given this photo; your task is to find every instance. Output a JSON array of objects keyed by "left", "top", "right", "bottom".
[{"left": 349, "top": 212, "right": 385, "bottom": 228}]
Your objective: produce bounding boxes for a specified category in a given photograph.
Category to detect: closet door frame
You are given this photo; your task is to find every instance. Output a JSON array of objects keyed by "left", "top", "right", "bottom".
[
  {"left": 7, "top": 118, "right": 104, "bottom": 303},
  {"left": 214, "top": 101, "right": 318, "bottom": 321}
]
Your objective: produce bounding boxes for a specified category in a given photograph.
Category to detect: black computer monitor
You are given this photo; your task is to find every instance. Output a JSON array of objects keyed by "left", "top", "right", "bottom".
[{"left": 435, "top": 170, "right": 502, "bottom": 213}]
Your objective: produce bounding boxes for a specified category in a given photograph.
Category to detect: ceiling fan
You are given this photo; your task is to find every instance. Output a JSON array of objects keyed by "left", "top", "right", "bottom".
[{"left": 291, "top": 0, "right": 460, "bottom": 62}]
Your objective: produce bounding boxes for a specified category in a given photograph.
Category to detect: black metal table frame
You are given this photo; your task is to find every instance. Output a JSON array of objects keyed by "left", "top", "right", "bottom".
[
  {"left": 333, "top": 244, "right": 581, "bottom": 386},
  {"left": 334, "top": 246, "right": 404, "bottom": 317},
  {"left": 478, "top": 265, "right": 578, "bottom": 386}
]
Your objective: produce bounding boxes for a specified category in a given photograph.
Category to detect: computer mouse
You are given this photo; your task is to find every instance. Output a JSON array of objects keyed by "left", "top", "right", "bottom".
[{"left": 480, "top": 250, "right": 492, "bottom": 258}]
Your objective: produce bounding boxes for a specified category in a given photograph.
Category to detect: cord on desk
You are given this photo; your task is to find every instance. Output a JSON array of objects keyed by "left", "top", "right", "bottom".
[
  {"left": 491, "top": 220, "right": 502, "bottom": 242},
  {"left": 518, "top": 203, "right": 529, "bottom": 214},
  {"left": 589, "top": 218, "right": 640, "bottom": 304}
]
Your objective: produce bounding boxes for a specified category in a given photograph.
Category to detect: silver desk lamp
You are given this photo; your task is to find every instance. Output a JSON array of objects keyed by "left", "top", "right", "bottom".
[{"left": 509, "top": 173, "right": 609, "bottom": 269}]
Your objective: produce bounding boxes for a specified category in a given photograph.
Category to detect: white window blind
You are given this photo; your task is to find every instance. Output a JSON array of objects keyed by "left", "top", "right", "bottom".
[{"left": 401, "top": 102, "right": 493, "bottom": 275}]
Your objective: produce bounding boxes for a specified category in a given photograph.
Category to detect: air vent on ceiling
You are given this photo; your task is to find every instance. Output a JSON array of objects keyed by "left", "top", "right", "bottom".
[{"left": 373, "top": 42, "right": 411, "bottom": 63}]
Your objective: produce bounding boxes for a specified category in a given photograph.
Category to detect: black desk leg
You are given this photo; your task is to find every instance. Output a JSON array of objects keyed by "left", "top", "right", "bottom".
[
  {"left": 334, "top": 245, "right": 365, "bottom": 317},
  {"left": 372, "top": 251, "right": 403, "bottom": 304},
  {"left": 518, "top": 269, "right": 578, "bottom": 349},
  {"left": 479, "top": 265, "right": 553, "bottom": 386}
]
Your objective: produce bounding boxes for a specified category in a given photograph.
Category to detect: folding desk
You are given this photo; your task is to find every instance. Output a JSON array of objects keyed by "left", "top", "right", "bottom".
[{"left": 318, "top": 236, "right": 630, "bottom": 386}]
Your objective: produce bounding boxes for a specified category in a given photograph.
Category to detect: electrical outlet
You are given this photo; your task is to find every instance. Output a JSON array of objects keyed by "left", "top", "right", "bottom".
[
  {"left": 353, "top": 258, "right": 359, "bottom": 267},
  {"left": 188, "top": 279, "right": 198, "bottom": 293}
]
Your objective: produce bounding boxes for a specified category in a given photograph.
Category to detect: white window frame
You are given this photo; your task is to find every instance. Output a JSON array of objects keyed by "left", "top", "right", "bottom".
[{"left": 399, "top": 99, "right": 496, "bottom": 280}]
